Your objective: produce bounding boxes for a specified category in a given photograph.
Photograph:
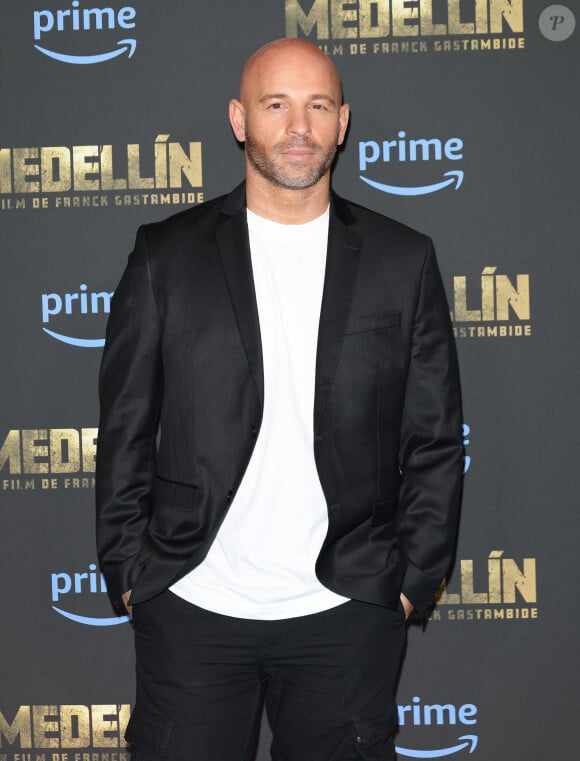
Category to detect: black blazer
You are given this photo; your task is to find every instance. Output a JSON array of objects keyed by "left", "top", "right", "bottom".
[{"left": 96, "top": 183, "right": 463, "bottom": 614}]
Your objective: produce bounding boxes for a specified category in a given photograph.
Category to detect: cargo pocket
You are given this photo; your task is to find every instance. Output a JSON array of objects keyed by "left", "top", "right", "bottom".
[
  {"left": 351, "top": 713, "right": 395, "bottom": 760},
  {"left": 125, "top": 707, "right": 173, "bottom": 761}
]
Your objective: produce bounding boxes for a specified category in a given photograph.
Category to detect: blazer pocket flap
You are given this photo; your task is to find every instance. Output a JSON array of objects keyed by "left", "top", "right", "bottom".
[
  {"left": 371, "top": 496, "right": 398, "bottom": 526},
  {"left": 154, "top": 476, "right": 198, "bottom": 511},
  {"left": 345, "top": 310, "right": 401, "bottom": 335}
]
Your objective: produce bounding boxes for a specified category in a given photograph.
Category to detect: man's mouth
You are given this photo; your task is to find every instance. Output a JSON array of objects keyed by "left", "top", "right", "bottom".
[{"left": 280, "top": 146, "right": 316, "bottom": 160}]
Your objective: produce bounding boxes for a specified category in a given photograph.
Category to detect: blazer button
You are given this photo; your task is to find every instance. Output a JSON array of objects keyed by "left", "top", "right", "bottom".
[
  {"left": 330, "top": 503, "right": 339, "bottom": 512},
  {"left": 226, "top": 490, "right": 233, "bottom": 502},
  {"left": 250, "top": 425, "right": 257, "bottom": 438}
]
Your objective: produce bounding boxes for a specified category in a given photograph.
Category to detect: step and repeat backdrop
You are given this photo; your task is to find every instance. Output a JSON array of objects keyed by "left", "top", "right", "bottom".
[{"left": 1, "top": 1, "right": 578, "bottom": 759}]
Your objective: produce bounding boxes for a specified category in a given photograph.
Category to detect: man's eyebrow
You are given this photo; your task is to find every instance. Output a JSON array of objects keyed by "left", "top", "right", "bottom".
[{"left": 258, "top": 93, "right": 337, "bottom": 105}]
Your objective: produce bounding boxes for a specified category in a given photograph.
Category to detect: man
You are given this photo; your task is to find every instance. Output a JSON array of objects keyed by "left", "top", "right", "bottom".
[{"left": 96, "top": 38, "right": 463, "bottom": 761}]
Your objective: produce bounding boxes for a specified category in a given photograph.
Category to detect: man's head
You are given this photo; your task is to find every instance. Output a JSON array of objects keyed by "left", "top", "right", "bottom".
[{"left": 229, "top": 38, "right": 349, "bottom": 193}]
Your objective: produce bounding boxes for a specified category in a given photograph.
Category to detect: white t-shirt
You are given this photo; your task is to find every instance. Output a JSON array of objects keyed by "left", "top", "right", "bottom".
[{"left": 170, "top": 207, "right": 348, "bottom": 619}]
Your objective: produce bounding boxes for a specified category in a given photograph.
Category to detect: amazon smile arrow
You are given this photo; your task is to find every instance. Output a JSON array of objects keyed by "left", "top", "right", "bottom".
[
  {"left": 396, "top": 734, "right": 478, "bottom": 758},
  {"left": 53, "top": 606, "right": 130, "bottom": 626},
  {"left": 360, "top": 170, "right": 464, "bottom": 197},
  {"left": 34, "top": 38, "right": 136, "bottom": 64}
]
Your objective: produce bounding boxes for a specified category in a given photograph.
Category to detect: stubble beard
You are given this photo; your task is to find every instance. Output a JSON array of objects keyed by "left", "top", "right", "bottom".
[{"left": 245, "top": 133, "right": 338, "bottom": 190}]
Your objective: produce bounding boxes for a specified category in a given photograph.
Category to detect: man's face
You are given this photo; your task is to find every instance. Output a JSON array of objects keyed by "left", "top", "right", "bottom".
[{"left": 230, "top": 44, "right": 349, "bottom": 191}]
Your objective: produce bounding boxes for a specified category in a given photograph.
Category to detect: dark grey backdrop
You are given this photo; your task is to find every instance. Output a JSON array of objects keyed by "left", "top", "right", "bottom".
[{"left": 1, "top": 1, "right": 578, "bottom": 759}]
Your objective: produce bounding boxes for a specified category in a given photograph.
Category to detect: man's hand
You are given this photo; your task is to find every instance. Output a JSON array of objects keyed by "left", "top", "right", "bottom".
[
  {"left": 122, "top": 590, "right": 133, "bottom": 618},
  {"left": 400, "top": 593, "right": 413, "bottom": 619}
]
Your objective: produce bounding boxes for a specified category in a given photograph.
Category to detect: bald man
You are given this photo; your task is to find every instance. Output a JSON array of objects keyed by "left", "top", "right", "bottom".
[{"left": 97, "top": 38, "right": 463, "bottom": 761}]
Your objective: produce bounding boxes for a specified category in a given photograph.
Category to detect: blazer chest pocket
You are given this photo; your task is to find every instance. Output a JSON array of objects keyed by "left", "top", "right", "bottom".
[
  {"left": 149, "top": 476, "right": 199, "bottom": 539},
  {"left": 345, "top": 310, "right": 401, "bottom": 336}
]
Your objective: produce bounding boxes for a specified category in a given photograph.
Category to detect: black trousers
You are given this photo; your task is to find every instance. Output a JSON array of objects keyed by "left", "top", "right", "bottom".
[{"left": 127, "top": 590, "right": 406, "bottom": 761}]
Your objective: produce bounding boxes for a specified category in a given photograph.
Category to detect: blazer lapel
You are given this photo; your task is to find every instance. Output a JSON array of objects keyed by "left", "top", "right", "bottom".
[
  {"left": 314, "top": 194, "right": 362, "bottom": 429},
  {"left": 215, "top": 184, "right": 360, "bottom": 424},
  {"left": 216, "top": 184, "right": 264, "bottom": 407}
]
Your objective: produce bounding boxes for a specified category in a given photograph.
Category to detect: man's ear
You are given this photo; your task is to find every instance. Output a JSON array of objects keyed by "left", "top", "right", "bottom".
[
  {"left": 229, "top": 99, "right": 246, "bottom": 143},
  {"left": 337, "top": 103, "right": 350, "bottom": 146}
]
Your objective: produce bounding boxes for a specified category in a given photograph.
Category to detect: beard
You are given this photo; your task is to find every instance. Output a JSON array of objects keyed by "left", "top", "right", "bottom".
[{"left": 245, "top": 133, "right": 338, "bottom": 190}]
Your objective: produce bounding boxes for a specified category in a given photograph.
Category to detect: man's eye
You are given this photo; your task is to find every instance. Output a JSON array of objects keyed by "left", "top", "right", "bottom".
[
  {"left": 311, "top": 103, "right": 328, "bottom": 111},
  {"left": 269, "top": 102, "right": 285, "bottom": 109}
]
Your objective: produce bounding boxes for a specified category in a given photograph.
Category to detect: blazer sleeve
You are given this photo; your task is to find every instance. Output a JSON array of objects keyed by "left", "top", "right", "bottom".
[
  {"left": 398, "top": 239, "right": 463, "bottom": 614},
  {"left": 95, "top": 227, "right": 163, "bottom": 604}
]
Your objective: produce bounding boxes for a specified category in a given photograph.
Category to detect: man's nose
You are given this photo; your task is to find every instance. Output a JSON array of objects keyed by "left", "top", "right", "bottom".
[{"left": 286, "top": 108, "right": 311, "bottom": 136}]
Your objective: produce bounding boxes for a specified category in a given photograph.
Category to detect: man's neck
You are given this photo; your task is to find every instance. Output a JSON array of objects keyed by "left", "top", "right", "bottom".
[{"left": 245, "top": 169, "right": 331, "bottom": 225}]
